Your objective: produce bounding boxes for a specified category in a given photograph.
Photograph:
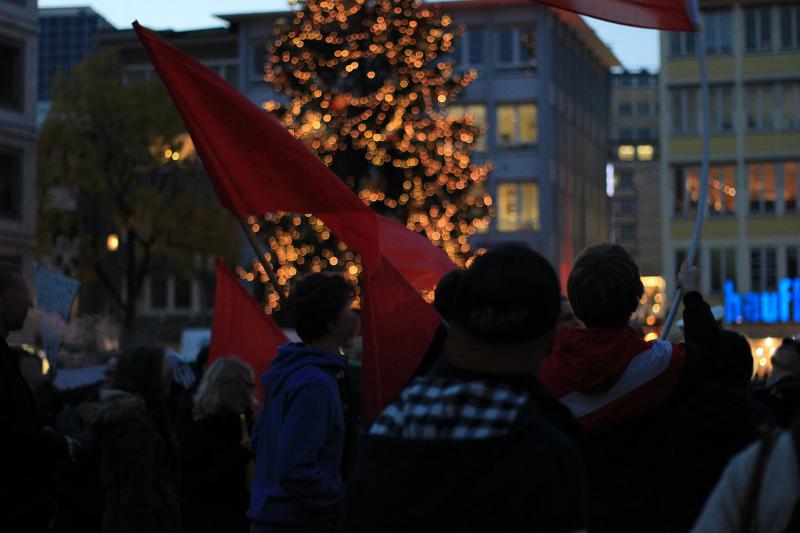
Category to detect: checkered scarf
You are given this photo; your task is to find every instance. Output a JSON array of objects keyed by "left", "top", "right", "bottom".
[{"left": 369, "top": 378, "right": 529, "bottom": 441}]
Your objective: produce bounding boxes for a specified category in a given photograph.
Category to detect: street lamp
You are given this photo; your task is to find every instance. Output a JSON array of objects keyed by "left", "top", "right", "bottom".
[{"left": 107, "top": 234, "right": 120, "bottom": 252}]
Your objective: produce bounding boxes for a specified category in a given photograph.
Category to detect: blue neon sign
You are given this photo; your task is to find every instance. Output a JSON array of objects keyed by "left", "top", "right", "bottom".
[{"left": 725, "top": 279, "right": 800, "bottom": 324}]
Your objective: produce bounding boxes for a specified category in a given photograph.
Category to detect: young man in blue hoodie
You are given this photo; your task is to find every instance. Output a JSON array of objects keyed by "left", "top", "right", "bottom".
[{"left": 248, "top": 273, "right": 360, "bottom": 533}]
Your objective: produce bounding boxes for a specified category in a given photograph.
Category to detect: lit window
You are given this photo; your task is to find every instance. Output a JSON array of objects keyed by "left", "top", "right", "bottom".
[
  {"left": 448, "top": 104, "right": 487, "bottom": 151},
  {"left": 637, "top": 145, "right": 654, "bottom": 161},
  {"left": 496, "top": 103, "right": 537, "bottom": 147},
  {"left": 748, "top": 162, "right": 777, "bottom": 214},
  {"left": 618, "top": 145, "right": 635, "bottom": 161},
  {"left": 496, "top": 182, "right": 540, "bottom": 232},
  {"left": 674, "top": 164, "right": 736, "bottom": 216}
]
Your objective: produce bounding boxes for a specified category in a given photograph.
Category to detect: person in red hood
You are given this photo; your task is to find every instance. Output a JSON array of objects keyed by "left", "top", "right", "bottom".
[{"left": 539, "top": 243, "right": 721, "bottom": 532}]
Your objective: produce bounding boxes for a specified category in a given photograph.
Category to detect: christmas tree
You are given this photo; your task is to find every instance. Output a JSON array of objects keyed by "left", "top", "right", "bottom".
[{"left": 240, "top": 0, "right": 492, "bottom": 311}]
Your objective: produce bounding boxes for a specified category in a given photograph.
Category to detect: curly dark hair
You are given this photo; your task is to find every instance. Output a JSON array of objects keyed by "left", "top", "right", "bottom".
[
  {"left": 454, "top": 244, "right": 561, "bottom": 345},
  {"left": 288, "top": 273, "right": 355, "bottom": 344},
  {"left": 567, "top": 243, "right": 644, "bottom": 328}
]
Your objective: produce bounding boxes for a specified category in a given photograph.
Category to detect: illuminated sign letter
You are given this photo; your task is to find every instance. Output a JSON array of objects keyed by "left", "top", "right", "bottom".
[
  {"left": 725, "top": 281, "right": 741, "bottom": 324},
  {"left": 780, "top": 278, "right": 793, "bottom": 323},
  {"left": 744, "top": 293, "right": 760, "bottom": 323},
  {"left": 761, "top": 292, "right": 779, "bottom": 324}
]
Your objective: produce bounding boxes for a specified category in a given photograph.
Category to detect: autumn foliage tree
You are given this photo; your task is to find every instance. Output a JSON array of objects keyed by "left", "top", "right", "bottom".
[{"left": 241, "top": 0, "right": 492, "bottom": 310}]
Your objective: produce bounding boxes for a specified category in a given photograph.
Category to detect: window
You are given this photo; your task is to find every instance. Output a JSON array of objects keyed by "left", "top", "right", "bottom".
[
  {"left": 637, "top": 128, "right": 652, "bottom": 141},
  {"left": 780, "top": 5, "right": 800, "bottom": 50},
  {"left": 745, "top": 6, "right": 773, "bottom": 52},
  {"left": 619, "top": 102, "right": 633, "bottom": 116},
  {"left": 704, "top": 10, "right": 733, "bottom": 54},
  {"left": 670, "top": 87, "right": 699, "bottom": 134},
  {"left": 707, "top": 164, "right": 736, "bottom": 215},
  {"left": 748, "top": 163, "right": 777, "bottom": 214},
  {"left": 669, "top": 31, "right": 697, "bottom": 57},
  {"left": 447, "top": 104, "right": 487, "bottom": 151},
  {"left": 464, "top": 28, "right": 485, "bottom": 65},
  {"left": 496, "top": 27, "right": 535, "bottom": 67},
  {"left": 788, "top": 246, "right": 799, "bottom": 280},
  {"left": 747, "top": 83, "right": 778, "bottom": 131},
  {"left": 620, "top": 224, "right": 636, "bottom": 241},
  {"left": 151, "top": 278, "right": 168, "bottom": 310},
  {"left": 618, "top": 170, "right": 635, "bottom": 189},
  {"left": 0, "top": 38, "right": 22, "bottom": 111},
  {"left": 619, "top": 128, "right": 634, "bottom": 141},
  {"left": 638, "top": 102, "right": 651, "bottom": 116},
  {"left": 637, "top": 145, "right": 655, "bottom": 161},
  {"left": 778, "top": 82, "right": 800, "bottom": 130},
  {"left": 496, "top": 103, "right": 537, "bottom": 147},
  {"left": 496, "top": 182, "right": 540, "bottom": 232},
  {"left": 751, "top": 247, "right": 778, "bottom": 291},
  {"left": 785, "top": 161, "right": 799, "bottom": 212},
  {"left": 223, "top": 64, "right": 240, "bottom": 85},
  {"left": 710, "top": 85, "right": 734, "bottom": 132},
  {"left": 711, "top": 248, "right": 737, "bottom": 294},
  {"left": 618, "top": 145, "right": 635, "bottom": 161},
  {"left": 174, "top": 278, "right": 192, "bottom": 309},
  {"left": 0, "top": 149, "right": 21, "bottom": 220},
  {"left": 620, "top": 199, "right": 635, "bottom": 214},
  {"left": 674, "top": 164, "right": 736, "bottom": 216},
  {"left": 251, "top": 41, "right": 268, "bottom": 79}
]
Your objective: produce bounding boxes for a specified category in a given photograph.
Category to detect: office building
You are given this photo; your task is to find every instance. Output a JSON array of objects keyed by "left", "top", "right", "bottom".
[{"left": 660, "top": 0, "right": 800, "bottom": 370}]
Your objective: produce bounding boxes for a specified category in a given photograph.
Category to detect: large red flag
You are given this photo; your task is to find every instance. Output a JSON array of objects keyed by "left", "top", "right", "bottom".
[
  {"left": 134, "top": 23, "right": 451, "bottom": 419},
  {"left": 209, "top": 258, "right": 288, "bottom": 397},
  {"left": 532, "top": 0, "right": 697, "bottom": 31}
]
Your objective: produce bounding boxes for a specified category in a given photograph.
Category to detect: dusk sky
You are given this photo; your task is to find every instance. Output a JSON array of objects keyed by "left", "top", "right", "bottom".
[{"left": 39, "top": 0, "right": 660, "bottom": 71}]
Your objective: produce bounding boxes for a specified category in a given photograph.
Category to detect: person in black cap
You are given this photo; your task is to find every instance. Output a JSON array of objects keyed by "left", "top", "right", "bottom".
[{"left": 345, "top": 244, "right": 587, "bottom": 532}]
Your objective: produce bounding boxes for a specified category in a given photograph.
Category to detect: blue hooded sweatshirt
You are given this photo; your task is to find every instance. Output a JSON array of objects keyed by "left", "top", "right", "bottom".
[{"left": 248, "top": 343, "right": 347, "bottom": 528}]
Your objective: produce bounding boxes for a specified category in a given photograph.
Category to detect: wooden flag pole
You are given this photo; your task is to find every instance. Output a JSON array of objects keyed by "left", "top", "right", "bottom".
[{"left": 239, "top": 217, "right": 291, "bottom": 312}]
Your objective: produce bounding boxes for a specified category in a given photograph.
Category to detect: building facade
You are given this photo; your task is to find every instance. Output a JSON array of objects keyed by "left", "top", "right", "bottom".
[
  {"left": 660, "top": 0, "right": 800, "bottom": 367},
  {"left": 38, "top": 7, "right": 111, "bottom": 121},
  {"left": 222, "top": 0, "right": 618, "bottom": 282},
  {"left": 610, "top": 70, "right": 661, "bottom": 276},
  {"left": 0, "top": 0, "right": 37, "bottom": 343}
]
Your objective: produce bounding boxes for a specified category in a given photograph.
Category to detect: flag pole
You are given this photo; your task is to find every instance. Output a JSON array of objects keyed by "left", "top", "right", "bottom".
[
  {"left": 239, "top": 217, "right": 291, "bottom": 311},
  {"left": 661, "top": 0, "right": 708, "bottom": 339}
]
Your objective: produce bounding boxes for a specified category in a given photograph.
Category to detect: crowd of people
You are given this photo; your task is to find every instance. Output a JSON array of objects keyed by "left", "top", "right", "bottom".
[{"left": 4, "top": 243, "right": 800, "bottom": 532}]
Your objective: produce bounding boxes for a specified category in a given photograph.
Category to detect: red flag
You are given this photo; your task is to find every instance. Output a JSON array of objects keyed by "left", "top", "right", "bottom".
[
  {"left": 532, "top": 0, "right": 697, "bottom": 30},
  {"left": 209, "top": 258, "right": 288, "bottom": 397},
  {"left": 133, "top": 23, "right": 451, "bottom": 419}
]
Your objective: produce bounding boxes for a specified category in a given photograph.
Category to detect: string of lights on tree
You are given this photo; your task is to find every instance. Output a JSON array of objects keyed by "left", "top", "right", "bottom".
[{"left": 236, "top": 0, "right": 493, "bottom": 312}]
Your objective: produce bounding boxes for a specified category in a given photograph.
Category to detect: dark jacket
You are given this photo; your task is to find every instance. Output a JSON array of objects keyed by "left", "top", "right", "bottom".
[
  {"left": 661, "top": 382, "right": 776, "bottom": 531},
  {"left": 540, "top": 292, "right": 722, "bottom": 532},
  {"left": 0, "top": 337, "right": 68, "bottom": 533},
  {"left": 180, "top": 413, "right": 251, "bottom": 533},
  {"left": 346, "top": 361, "right": 587, "bottom": 533},
  {"left": 248, "top": 343, "right": 347, "bottom": 529},
  {"left": 753, "top": 376, "right": 800, "bottom": 428},
  {"left": 78, "top": 389, "right": 181, "bottom": 533}
]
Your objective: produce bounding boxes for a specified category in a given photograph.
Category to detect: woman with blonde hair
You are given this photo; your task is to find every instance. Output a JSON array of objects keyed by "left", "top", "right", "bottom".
[{"left": 180, "top": 357, "right": 257, "bottom": 533}]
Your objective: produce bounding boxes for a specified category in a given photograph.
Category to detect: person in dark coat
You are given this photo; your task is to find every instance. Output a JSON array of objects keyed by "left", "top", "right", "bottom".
[
  {"left": 539, "top": 244, "right": 722, "bottom": 532},
  {"left": 78, "top": 345, "right": 182, "bottom": 533},
  {"left": 0, "top": 262, "right": 75, "bottom": 533},
  {"left": 346, "top": 244, "right": 587, "bottom": 533},
  {"left": 181, "top": 357, "right": 256, "bottom": 533},
  {"left": 248, "top": 273, "right": 360, "bottom": 533},
  {"left": 753, "top": 336, "right": 800, "bottom": 427},
  {"left": 662, "top": 330, "right": 776, "bottom": 531},
  {"left": 414, "top": 268, "right": 466, "bottom": 378}
]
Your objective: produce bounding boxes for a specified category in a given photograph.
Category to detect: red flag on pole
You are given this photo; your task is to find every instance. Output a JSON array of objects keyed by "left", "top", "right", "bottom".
[
  {"left": 209, "top": 258, "right": 288, "bottom": 397},
  {"left": 133, "top": 22, "right": 452, "bottom": 419},
  {"left": 531, "top": 0, "right": 697, "bottom": 31}
]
